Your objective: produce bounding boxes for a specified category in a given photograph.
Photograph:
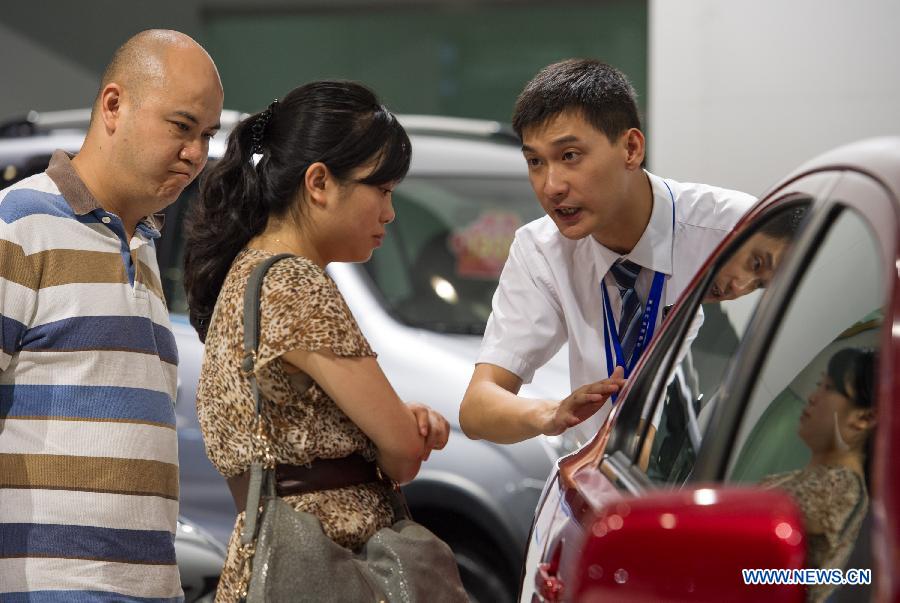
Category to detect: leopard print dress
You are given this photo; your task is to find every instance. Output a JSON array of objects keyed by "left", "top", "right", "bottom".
[
  {"left": 760, "top": 464, "right": 867, "bottom": 602},
  {"left": 196, "top": 248, "right": 395, "bottom": 602}
]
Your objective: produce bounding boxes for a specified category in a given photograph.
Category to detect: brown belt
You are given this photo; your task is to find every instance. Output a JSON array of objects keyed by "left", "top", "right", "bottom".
[{"left": 227, "top": 454, "right": 382, "bottom": 513}]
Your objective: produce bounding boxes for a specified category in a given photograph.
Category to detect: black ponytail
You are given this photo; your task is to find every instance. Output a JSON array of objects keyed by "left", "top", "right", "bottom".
[
  {"left": 182, "top": 113, "right": 267, "bottom": 340},
  {"left": 183, "top": 81, "right": 411, "bottom": 341}
]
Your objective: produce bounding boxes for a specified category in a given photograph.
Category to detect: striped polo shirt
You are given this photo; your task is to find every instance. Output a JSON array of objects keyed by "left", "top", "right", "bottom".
[{"left": 0, "top": 151, "right": 182, "bottom": 601}]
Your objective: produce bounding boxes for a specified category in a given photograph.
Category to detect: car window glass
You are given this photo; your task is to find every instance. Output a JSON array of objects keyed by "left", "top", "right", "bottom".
[
  {"left": 362, "top": 176, "right": 543, "bottom": 334},
  {"left": 726, "top": 208, "right": 883, "bottom": 600},
  {"left": 727, "top": 209, "right": 883, "bottom": 480},
  {"left": 634, "top": 202, "right": 810, "bottom": 485},
  {"left": 1, "top": 153, "right": 52, "bottom": 188},
  {"left": 158, "top": 178, "right": 203, "bottom": 314},
  {"left": 158, "top": 171, "right": 543, "bottom": 331}
]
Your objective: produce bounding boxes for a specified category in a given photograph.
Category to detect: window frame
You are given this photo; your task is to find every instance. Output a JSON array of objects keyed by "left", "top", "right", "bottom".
[
  {"left": 597, "top": 169, "right": 896, "bottom": 498},
  {"left": 602, "top": 196, "right": 813, "bottom": 475},
  {"left": 693, "top": 176, "right": 896, "bottom": 484}
]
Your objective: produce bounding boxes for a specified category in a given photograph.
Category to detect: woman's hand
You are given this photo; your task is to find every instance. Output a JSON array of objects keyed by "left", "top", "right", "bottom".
[
  {"left": 283, "top": 352, "right": 427, "bottom": 483},
  {"left": 408, "top": 403, "right": 450, "bottom": 461}
]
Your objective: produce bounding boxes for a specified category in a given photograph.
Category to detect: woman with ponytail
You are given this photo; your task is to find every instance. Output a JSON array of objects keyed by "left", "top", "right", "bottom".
[
  {"left": 183, "top": 81, "right": 456, "bottom": 601},
  {"left": 761, "top": 347, "right": 877, "bottom": 602}
]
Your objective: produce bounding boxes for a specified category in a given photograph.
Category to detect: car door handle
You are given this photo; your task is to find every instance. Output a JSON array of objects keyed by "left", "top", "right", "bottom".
[
  {"left": 536, "top": 562, "right": 564, "bottom": 601},
  {"left": 535, "top": 539, "right": 565, "bottom": 602}
]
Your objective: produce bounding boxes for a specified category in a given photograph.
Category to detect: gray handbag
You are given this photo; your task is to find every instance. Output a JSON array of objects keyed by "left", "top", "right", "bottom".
[{"left": 235, "top": 253, "right": 468, "bottom": 603}]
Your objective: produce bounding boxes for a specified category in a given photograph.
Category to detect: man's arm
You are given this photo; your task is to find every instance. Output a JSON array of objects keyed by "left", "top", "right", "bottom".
[
  {"left": 459, "top": 363, "right": 625, "bottom": 444},
  {"left": 460, "top": 364, "right": 545, "bottom": 444}
]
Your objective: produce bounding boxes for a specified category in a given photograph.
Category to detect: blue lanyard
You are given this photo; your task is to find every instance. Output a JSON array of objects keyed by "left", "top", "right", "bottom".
[
  {"left": 602, "top": 181, "right": 676, "bottom": 385},
  {"left": 602, "top": 270, "right": 665, "bottom": 380}
]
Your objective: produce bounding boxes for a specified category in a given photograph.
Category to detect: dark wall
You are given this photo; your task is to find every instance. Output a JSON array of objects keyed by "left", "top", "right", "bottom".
[
  {"left": 0, "top": 1, "right": 646, "bottom": 124},
  {"left": 0, "top": 1, "right": 202, "bottom": 75},
  {"left": 205, "top": 2, "right": 647, "bottom": 121},
  {"left": 0, "top": 0, "right": 202, "bottom": 119}
]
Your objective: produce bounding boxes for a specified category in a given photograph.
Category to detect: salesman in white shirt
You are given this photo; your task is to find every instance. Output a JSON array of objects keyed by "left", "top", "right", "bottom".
[{"left": 459, "top": 58, "right": 756, "bottom": 444}]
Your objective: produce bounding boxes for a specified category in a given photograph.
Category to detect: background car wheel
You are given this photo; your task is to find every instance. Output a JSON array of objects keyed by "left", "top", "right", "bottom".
[
  {"left": 414, "top": 509, "right": 516, "bottom": 603},
  {"left": 451, "top": 540, "right": 515, "bottom": 603},
  {"left": 190, "top": 592, "right": 216, "bottom": 603}
]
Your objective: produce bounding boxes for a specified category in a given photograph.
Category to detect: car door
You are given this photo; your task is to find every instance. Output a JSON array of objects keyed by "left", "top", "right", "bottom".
[
  {"left": 523, "top": 155, "right": 899, "bottom": 601},
  {"left": 705, "top": 171, "right": 895, "bottom": 603},
  {"left": 522, "top": 173, "right": 829, "bottom": 600}
]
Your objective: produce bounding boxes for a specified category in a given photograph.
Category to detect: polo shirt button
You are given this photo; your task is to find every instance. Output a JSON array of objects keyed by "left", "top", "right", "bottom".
[{"left": 101, "top": 216, "right": 111, "bottom": 224}]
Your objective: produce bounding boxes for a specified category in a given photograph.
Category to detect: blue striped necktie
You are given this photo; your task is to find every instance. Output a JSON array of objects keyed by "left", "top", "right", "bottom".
[{"left": 610, "top": 259, "right": 643, "bottom": 368}]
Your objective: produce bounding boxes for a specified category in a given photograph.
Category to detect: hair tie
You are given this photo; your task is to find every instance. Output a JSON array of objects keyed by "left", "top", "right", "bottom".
[{"left": 250, "top": 99, "right": 279, "bottom": 155}]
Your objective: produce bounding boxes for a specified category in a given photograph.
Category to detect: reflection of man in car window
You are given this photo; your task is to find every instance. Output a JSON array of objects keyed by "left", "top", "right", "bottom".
[
  {"left": 760, "top": 347, "right": 876, "bottom": 603},
  {"left": 705, "top": 207, "right": 807, "bottom": 302},
  {"left": 636, "top": 207, "right": 810, "bottom": 479},
  {"left": 460, "top": 59, "right": 756, "bottom": 445}
]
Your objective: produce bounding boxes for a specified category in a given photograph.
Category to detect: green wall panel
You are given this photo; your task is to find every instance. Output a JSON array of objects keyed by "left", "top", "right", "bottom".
[{"left": 205, "top": 2, "right": 647, "bottom": 123}]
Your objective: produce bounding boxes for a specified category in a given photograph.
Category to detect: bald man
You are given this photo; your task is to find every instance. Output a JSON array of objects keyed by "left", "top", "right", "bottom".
[{"left": 0, "top": 30, "right": 223, "bottom": 600}]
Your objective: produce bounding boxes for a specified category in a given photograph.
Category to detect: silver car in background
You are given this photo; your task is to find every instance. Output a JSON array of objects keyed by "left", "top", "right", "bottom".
[{"left": 0, "top": 110, "right": 575, "bottom": 602}]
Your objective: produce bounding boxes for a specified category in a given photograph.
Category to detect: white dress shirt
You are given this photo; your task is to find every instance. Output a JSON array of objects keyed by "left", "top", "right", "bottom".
[{"left": 477, "top": 171, "right": 756, "bottom": 393}]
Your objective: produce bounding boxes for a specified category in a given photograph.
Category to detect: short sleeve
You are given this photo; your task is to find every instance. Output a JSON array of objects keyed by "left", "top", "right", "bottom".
[
  {"left": 253, "top": 257, "right": 374, "bottom": 370},
  {"left": 477, "top": 232, "right": 566, "bottom": 383},
  {"left": 0, "top": 227, "right": 37, "bottom": 372}
]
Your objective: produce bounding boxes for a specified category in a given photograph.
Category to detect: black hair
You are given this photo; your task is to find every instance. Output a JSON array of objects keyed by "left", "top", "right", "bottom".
[
  {"left": 512, "top": 58, "right": 641, "bottom": 141},
  {"left": 827, "top": 347, "right": 877, "bottom": 492},
  {"left": 183, "top": 80, "right": 411, "bottom": 341},
  {"left": 827, "top": 347, "right": 875, "bottom": 412},
  {"left": 759, "top": 206, "right": 808, "bottom": 241}
]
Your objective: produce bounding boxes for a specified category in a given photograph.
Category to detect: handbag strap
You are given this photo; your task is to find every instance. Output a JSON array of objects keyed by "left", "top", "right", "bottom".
[
  {"left": 236, "top": 252, "right": 412, "bottom": 549},
  {"left": 241, "top": 253, "right": 294, "bottom": 417},
  {"left": 239, "top": 253, "right": 293, "bottom": 547}
]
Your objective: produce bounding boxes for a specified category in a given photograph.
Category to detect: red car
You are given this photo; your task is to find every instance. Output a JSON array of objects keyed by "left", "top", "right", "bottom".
[{"left": 520, "top": 137, "right": 900, "bottom": 603}]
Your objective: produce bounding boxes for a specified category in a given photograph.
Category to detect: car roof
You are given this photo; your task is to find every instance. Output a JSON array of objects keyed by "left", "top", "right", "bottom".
[
  {"left": 409, "top": 134, "right": 525, "bottom": 176},
  {"left": 0, "top": 108, "right": 248, "bottom": 135},
  {"left": 0, "top": 109, "right": 526, "bottom": 180},
  {"left": 1, "top": 108, "right": 518, "bottom": 139},
  {"left": 762, "top": 136, "right": 900, "bottom": 202}
]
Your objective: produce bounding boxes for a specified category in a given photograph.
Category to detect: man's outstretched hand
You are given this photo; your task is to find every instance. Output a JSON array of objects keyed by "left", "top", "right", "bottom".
[{"left": 541, "top": 366, "right": 626, "bottom": 436}]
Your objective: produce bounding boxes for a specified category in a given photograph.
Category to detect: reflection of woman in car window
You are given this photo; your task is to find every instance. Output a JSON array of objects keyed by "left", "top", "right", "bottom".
[{"left": 760, "top": 347, "right": 876, "bottom": 602}]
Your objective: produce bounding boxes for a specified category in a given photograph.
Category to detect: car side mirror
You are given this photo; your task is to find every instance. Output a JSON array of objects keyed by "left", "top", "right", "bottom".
[{"left": 569, "top": 487, "right": 806, "bottom": 602}]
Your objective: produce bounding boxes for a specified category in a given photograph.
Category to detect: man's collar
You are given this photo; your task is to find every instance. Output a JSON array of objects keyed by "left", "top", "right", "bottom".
[
  {"left": 589, "top": 171, "right": 674, "bottom": 278},
  {"left": 144, "top": 213, "right": 165, "bottom": 232},
  {"left": 138, "top": 214, "right": 164, "bottom": 239},
  {"left": 46, "top": 150, "right": 102, "bottom": 215},
  {"left": 620, "top": 171, "right": 674, "bottom": 276},
  {"left": 46, "top": 150, "right": 165, "bottom": 237}
]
